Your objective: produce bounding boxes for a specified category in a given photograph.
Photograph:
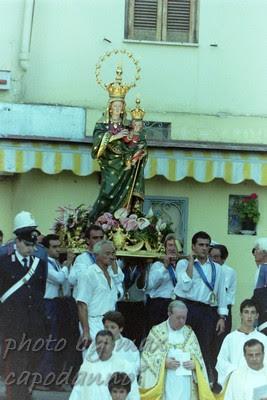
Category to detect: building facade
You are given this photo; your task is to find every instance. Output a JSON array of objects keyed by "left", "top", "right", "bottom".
[{"left": 1, "top": 0, "right": 267, "bottom": 325}]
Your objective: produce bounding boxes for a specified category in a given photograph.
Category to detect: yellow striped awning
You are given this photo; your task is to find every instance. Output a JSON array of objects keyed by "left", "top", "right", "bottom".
[{"left": 1, "top": 140, "right": 267, "bottom": 185}]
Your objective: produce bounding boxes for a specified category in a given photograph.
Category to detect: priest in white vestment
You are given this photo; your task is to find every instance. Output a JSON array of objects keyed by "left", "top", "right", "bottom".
[
  {"left": 139, "top": 300, "right": 214, "bottom": 400},
  {"left": 225, "top": 339, "right": 267, "bottom": 400},
  {"left": 216, "top": 299, "right": 267, "bottom": 389},
  {"left": 69, "top": 330, "right": 140, "bottom": 400}
]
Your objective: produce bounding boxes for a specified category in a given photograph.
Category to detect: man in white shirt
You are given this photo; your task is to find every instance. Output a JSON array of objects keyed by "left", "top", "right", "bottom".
[
  {"left": 174, "top": 231, "right": 228, "bottom": 383},
  {"left": 69, "top": 224, "right": 123, "bottom": 300},
  {"left": 37, "top": 234, "right": 72, "bottom": 390},
  {"left": 209, "top": 243, "right": 236, "bottom": 336},
  {"left": 146, "top": 234, "right": 181, "bottom": 332},
  {"left": 68, "top": 224, "right": 104, "bottom": 298},
  {"left": 216, "top": 299, "right": 267, "bottom": 390},
  {"left": 253, "top": 238, "right": 267, "bottom": 289},
  {"left": 209, "top": 243, "right": 237, "bottom": 381},
  {"left": 225, "top": 339, "right": 267, "bottom": 400},
  {"left": 43, "top": 234, "right": 70, "bottom": 298},
  {"left": 69, "top": 330, "right": 140, "bottom": 400},
  {"left": 102, "top": 311, "right": 140, "bottom": 375},
  {"left": 77, "top": 240, "right": 123, "bottom": 346},
  {"left": 117, "top": 257, "right": 147, "bottom": 347},
  {"left": 253, "top": 238, "right": 267, "bottom": 335},
  {"left": 87, "top": 311, "right": 140, "bottom": 375}
]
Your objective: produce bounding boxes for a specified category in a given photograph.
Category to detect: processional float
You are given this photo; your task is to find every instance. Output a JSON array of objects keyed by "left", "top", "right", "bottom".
[{"left": 54, "top": 49, "right": 173, "bottom": 258}]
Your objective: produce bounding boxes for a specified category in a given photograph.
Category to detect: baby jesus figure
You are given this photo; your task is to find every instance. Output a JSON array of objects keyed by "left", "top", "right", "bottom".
[{"left": 123, "top": 100, "right": 147, "bottom": 170}]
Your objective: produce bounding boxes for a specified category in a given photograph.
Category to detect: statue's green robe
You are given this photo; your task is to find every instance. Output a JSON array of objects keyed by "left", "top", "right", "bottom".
[{"left": 89, "top": 122, "right": 147, "bottom": 220}]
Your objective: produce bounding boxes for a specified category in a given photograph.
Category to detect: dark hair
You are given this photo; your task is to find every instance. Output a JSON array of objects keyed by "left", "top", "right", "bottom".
[
  {"left": 164, "top": 233, "right": 176, "bottom": 245},
  {"left": 103, "top": 311, "right": 125, "bottom": 329},
  {"left": 192, "top": 231, "right": 211, "bottom": 245},
  {"left": 84, "top": 224, "right": 104, "bottom": 239},
  {"left": 108, "top": 372, "right": 131, "bottom": 394},
  {"left": 95, "top": 329, "right": 114, "bottom": 342},
  {"left": 42, "top": 234, "right": 60, "bottom": 249},
  {"left": 0, "top": 230, "right": 3, "bottom": 237},
  {"left": 243, "top": 338, "right": 264, "bottom": 354},
  {"left": 210, "top": 244, "right": 229, "bottom": 260},
  {"left": 240, "top": 299, "right": 258, "bottom": 313}
]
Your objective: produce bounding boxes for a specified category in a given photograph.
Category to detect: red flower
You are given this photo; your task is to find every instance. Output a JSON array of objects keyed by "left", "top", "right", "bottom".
[{"left": 250, "top": 193, "right": 257, "bottom": 199}]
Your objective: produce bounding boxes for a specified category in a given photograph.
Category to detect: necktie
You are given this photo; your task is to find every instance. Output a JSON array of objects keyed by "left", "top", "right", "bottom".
[{"left": 22, "top": 257, "right": 28, "bottom": 269}]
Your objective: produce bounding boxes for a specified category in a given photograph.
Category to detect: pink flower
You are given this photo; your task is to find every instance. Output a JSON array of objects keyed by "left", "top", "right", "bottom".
[
  {"left": 102, "top": 223, "right": 112, "bottom": 232},
  {"left": 121, "top": 217, "right": 139, "bottom": 231}
]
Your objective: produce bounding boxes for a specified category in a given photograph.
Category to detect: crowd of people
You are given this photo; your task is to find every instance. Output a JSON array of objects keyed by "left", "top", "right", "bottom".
[{"left": 0, "top": 210, "right": 267, "bottom": 400}]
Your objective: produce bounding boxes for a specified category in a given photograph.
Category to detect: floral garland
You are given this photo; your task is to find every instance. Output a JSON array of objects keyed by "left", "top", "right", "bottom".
[
  {"left": 95, "top": 207, "right": 173, "bottom": 253},
  {"left": 53, "top": 205, "right": 173, "bottom": 254},
  {"left": 53, "top": 204, "right": 91, "bottom": 251}
]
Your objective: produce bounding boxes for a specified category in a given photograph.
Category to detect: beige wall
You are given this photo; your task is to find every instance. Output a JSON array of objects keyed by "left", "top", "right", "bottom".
[
  {"left": 0, "top": 175, "right": 14, "bottom": 240},
  {"left": 0, "top": 170, "right": 262, "bottom": 327}
]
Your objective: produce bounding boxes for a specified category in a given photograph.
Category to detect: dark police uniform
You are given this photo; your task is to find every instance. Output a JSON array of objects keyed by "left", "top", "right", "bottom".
[{"left": 0, "top": 248, "right": 47, "bottom": 400}]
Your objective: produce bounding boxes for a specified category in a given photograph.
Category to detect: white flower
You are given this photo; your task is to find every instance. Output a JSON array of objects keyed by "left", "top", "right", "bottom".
[
  {"left": 114, "top": 208, "right": 128, "bottom": 220},
  {"left": 137, "top": 217, "right": 150, "bottom": 230},
  {"left": 146, "top": 207, "right": 154, "bottom": 219},
  {"left": 156, "top": 218, "right": 167, "bottom": 232}
]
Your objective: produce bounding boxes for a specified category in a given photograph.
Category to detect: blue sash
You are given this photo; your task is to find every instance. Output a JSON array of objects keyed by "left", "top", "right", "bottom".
[
  {"left": 49, "top": 259, "right": 60, "bottom": 271},
  {"left": 194, "top": 258, "right": 216, "bottom": 291},
  {"left": 87, "top": 252, "right": 96, "bottom": 263},
  {"left": 167, "top": 265, "right": 177, "bottom": 287},
  {"left": 124, "top": 266, "right": 140, "bottom": 290}
]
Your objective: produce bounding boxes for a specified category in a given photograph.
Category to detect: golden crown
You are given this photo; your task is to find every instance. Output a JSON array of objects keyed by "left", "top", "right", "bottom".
[
  {"left": 105, "top": 66, "right": 131, "bottom": 100},
  {"left": 95, "top": 49, "right": 141, "bottom": 100},
  {"left": 131, "top": 98, "right": 145, "bottom": 120}
]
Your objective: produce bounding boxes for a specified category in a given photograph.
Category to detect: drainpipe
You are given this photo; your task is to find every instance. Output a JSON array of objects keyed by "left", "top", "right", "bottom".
[{"left": 19, "top": 0, "right": 35, "bottom": 71}]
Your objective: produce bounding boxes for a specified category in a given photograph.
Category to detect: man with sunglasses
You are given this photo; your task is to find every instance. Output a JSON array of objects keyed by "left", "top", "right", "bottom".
[{"left": 0, "top": 211, "right": 47, "bottom": 400}]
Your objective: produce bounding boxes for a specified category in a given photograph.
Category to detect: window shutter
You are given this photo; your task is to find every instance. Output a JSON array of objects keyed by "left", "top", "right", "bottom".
[
  {"left": 162, "top": 0, "right": 197, "bottom": 42},
  {"left": 127, "top": 0, "right": 161, "bottom": 41},
  {"left": 126, "top": 0, "right": 197, "bottom": 43}
]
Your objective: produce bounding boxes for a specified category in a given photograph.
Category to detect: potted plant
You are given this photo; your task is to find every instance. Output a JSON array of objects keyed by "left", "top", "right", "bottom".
[{"left": 234, "top": 193, "right": 260, "bottom": 233}]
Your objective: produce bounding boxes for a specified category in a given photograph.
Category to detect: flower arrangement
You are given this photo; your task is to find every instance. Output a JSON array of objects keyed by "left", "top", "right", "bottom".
[
  {"left": 53, "top": 204, "right": 91, "bottom": 251},
  {"left": 53, "top": 205, "right": 173, "bottom": 255},
  {"left": 234, "top": 193, "right": 260, "bottom": 225},
  {"left": 95, "top": 207, "right": 173, "bottom": 254}
]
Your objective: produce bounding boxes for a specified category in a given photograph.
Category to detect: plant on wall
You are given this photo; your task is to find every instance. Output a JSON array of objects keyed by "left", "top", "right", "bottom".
[{"left": 233, "top": 193, "right": 260, "bottom": 231}]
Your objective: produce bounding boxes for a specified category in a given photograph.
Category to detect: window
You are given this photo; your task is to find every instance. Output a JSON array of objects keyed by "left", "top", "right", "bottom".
[
  {"left": 228, "top": 194, "right": 259, "bottom": 235},
  {"left": 143, "top": 196, "right": 188, "bottom": 253},
  {"left": 125, "top": 0, "right": 198, "bottom": 43},
  {"left": 143, "top": 120, "right": 171, "bottom": 140}
]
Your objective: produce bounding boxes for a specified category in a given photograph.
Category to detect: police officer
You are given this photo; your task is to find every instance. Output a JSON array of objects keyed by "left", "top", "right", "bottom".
[{"left": 0, "top": 211, "right": 47, "bottom": 400}]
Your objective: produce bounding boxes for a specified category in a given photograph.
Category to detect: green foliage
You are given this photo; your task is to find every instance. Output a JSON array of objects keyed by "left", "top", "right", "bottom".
[{"left": 234, "top": 193, "right": 260, "bottom": 224}]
